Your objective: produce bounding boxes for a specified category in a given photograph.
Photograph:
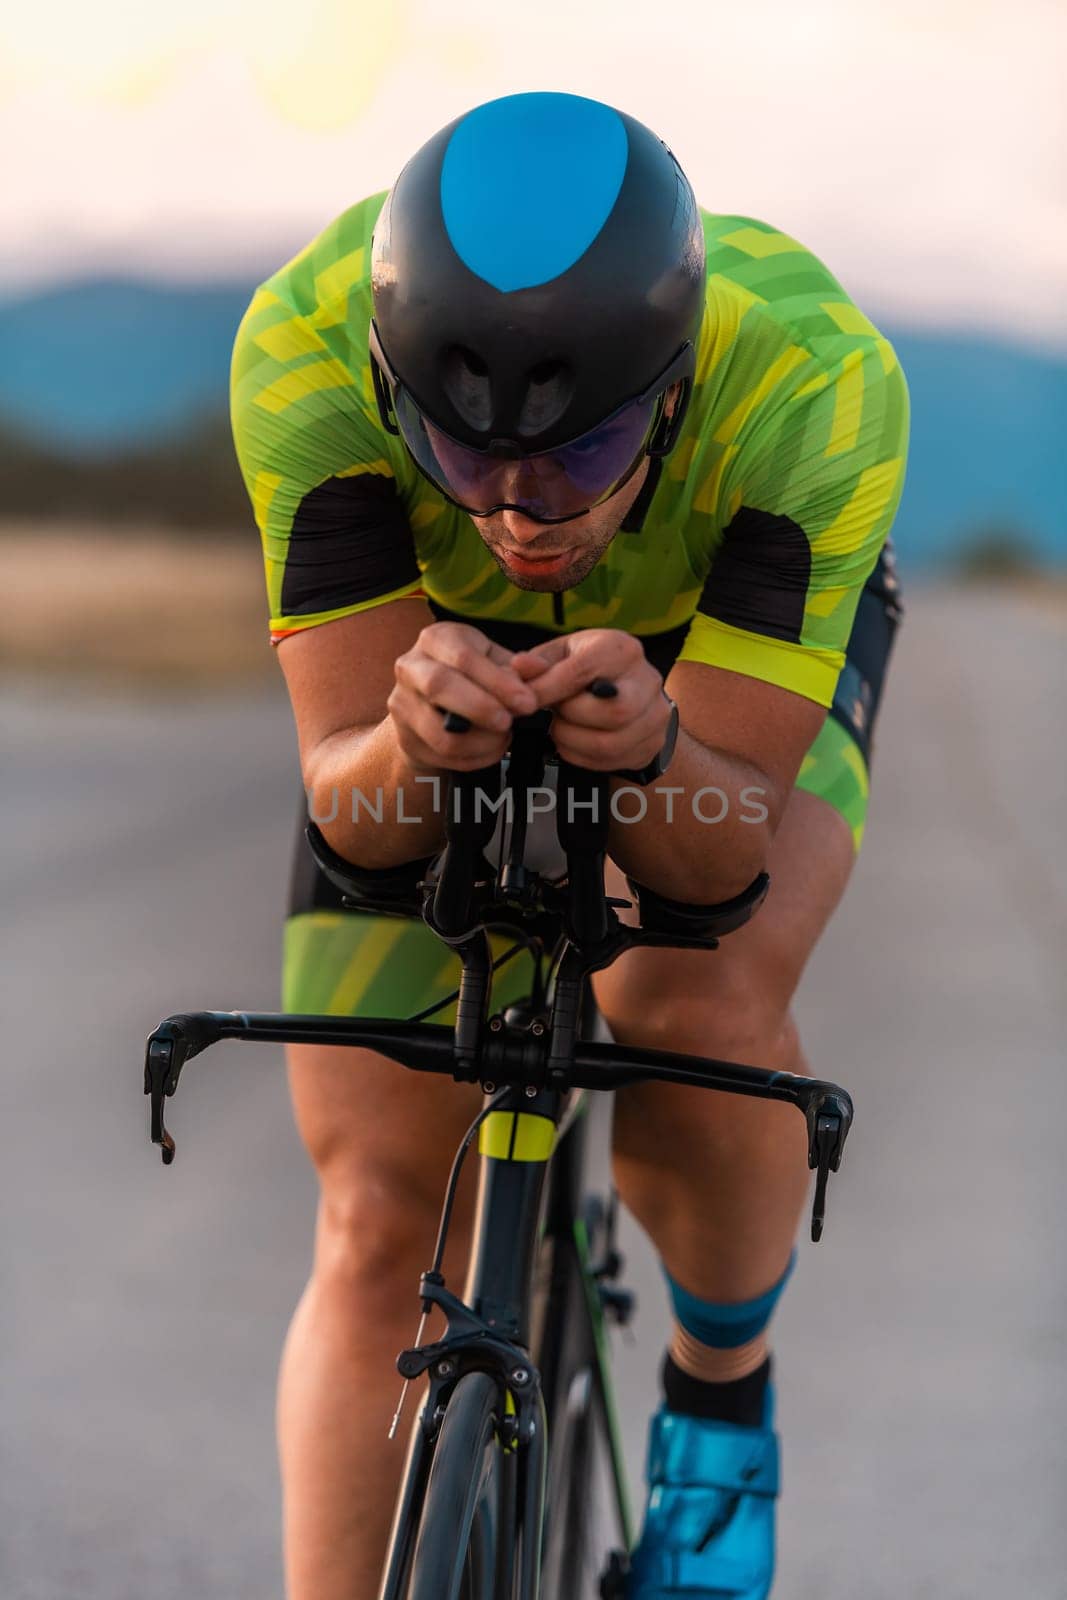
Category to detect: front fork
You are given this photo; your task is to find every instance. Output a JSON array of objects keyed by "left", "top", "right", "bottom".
[{"left": 377, "top": 1272, "right": 548, "bottom": 1600}]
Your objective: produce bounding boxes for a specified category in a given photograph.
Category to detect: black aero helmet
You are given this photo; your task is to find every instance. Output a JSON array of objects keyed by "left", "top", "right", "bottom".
[{"left": 369, "top": 91, "right": 706, "bottom": 521}]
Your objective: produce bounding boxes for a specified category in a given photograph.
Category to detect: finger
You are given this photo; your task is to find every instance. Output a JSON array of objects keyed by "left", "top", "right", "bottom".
[
  {"left": 422, "top": 626, "right": 539, "bottom": 715},
  {"left": 397, "top": 655, "right": 515, "bottom": 732},
  {"left": 484, "top": 638, "right": 520, "bottom": 669},
  {"left": 392, "top": 685, "right": 509, "bottom": 769},
  {"left": 550, "top": 691, "right": 666, "bottom": 766},
  {"left": 511, "top": 651, "right": 556, "bottom": 683},
  {"left": 510, "top": 636, "right": 571, "bottom": 675},
  {"left": 554, "top": 670, "right": 661, "bottom": 731},
  {"left": 520, "top": 633, "right": 643, "bottom": 709}
]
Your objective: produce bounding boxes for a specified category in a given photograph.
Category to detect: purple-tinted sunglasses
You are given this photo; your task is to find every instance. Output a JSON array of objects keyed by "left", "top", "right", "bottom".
[{"left": 369, "top": 324, "right": 695, "bottom": 524}]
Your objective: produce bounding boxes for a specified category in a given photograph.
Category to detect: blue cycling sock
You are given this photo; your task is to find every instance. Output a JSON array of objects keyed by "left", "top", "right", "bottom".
[{"left": 663, "top": 1250, "right": 797, "bottom": 1349}]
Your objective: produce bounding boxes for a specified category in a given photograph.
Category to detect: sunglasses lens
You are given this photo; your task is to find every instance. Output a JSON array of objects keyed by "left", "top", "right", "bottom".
[{"left": 390, "top": 388, "right": 658, "bottom": 520}]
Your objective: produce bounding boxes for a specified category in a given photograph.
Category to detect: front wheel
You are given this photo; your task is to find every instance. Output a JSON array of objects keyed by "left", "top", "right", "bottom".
[{"left": 406, "top": 1371, "right": 507, "bottom": 1600}]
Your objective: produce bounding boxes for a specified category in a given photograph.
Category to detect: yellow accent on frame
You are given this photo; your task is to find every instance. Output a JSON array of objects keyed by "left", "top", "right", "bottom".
[{"left": 478, "top": 1112, "right": 556, "bottom": 1163}]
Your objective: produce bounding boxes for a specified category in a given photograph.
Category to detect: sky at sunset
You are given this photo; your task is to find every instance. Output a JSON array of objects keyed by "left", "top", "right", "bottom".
[{"left": 4, "top": 0, "right": 1065, "bottom": 347}]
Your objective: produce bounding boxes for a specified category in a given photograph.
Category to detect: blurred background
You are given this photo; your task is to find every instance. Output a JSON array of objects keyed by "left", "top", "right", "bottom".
[{"left": 4, "top": 2, "right": 1064, "bottom": 1597}]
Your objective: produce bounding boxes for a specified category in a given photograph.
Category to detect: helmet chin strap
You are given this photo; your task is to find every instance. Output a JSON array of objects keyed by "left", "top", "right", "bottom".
[{"left": 621, "top": 456, "right": 663, "bottom": 535}]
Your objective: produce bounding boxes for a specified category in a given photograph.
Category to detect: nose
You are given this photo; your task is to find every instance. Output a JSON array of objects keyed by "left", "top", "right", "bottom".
[{"left": 498, "top": 507, "right": 548, "bottom": 546}]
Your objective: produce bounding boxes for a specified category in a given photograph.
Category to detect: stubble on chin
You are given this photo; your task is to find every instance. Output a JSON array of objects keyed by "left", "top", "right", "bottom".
[{"left": 484, "top": 536, "right": 613, "bottom": 593}]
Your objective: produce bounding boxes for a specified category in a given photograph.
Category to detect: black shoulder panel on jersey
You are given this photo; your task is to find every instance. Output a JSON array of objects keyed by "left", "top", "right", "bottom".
[
  {"left": 280, "top": 474, "right": 420, "bottom": 617},
  {"left": 697, "top": 507, "right": 811, "bottom": 645}
]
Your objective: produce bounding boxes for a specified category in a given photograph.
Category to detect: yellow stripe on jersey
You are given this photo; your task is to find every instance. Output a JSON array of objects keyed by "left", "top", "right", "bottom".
[
  {"left": 337, "top": 458, "right": 395, "bottom": 479},
  {"left": 810, "top": 459, "right": 905, "bottom": 561},
  {"left": 252, "top": 469, "right": 283, "bottom": 531},
  {"left": 254, "top": 317, "right": 329, "bottom": 363},
  {"left": 254, "top": 358, "right": 354, "bottom": 415},
  {"left": 720, "top": 226, "right": 808, "bottom": 258},
  {"left": 695, "top": 276, "right": 766, "bottom": 385},
  {"left": 819, "top": 301, "right": 880, "bottom": 339},
  {"left": 246, "top": 286, "right": 281, "bottom": 317},
  {"left": 309, "top": 248, "right": 366, "bottom": 326},
  {"left": 677, "top": 613, "right": 844, "bottom": 707},
  {"left": 825, "top": 349, "right": 865, "bottom": 458},
  {"left": 712, "top": 346, "right": 812, "bottom": 446},
  {"left": 270, "top": 579, "right": 426, "bottom": 639}
]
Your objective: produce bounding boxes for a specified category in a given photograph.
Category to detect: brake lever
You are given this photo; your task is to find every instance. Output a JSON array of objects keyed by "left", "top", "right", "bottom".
[
  {"left": 143, "top": 1014, "right": 225, "bottom": 1165},
  {"left": 803, "top": 1089, "right": 853, "bottom": 1241}
]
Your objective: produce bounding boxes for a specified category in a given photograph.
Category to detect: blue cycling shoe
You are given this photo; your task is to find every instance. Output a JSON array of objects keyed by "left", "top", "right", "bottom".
[{"left": 626, "top": 1386, "right": 779, "bottom": 1598}]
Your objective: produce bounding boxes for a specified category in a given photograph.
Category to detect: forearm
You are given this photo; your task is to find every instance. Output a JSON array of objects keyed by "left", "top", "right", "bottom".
[
  {"left": 605, "top": 728, "right": 775, "bottom": 903},
  {"left": 305, "top": 715, "right": 449, "bottom": 869}
]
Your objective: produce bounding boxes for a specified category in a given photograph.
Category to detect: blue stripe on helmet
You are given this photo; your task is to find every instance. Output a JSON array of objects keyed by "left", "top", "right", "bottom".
[{"left": 440, "top": 92, "right": 628, "bottom": 294}]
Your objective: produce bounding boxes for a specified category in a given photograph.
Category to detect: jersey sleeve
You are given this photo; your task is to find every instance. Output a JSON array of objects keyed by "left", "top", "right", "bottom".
[
  {"left": 230, "top": 284, "right": 424, "bottom": 642},
  {"left": 678, "top": 324, "right": 909, "bottom": 707}
]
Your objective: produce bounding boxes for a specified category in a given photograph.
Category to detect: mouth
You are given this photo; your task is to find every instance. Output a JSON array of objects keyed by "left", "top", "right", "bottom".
[{"left": 497, "top": 546, "right": 575, "bottom": 577}]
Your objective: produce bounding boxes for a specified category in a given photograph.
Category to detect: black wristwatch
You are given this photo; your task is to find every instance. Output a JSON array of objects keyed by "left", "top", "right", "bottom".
[{"left": 615, "top": 694, "right": 680, "bottom": 786}]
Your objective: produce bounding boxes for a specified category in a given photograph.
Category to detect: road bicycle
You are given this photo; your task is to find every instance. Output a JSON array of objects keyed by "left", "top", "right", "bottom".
[{"left": 144, "top": 711, "right": 853, "bottom": 1598}]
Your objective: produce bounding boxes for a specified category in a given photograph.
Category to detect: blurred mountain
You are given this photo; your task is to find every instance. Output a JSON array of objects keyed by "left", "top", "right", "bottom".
[
  {"left": 0, "top": 281, "right": 243, "bottom": 447},
  {"left": 1, "top": 278, "right": 1064, "bottom": 566}
]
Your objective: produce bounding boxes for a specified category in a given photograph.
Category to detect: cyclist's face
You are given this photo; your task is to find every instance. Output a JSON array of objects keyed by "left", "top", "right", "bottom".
[{"left": 474, "top": 457, "right": 652, "bottom": 592}]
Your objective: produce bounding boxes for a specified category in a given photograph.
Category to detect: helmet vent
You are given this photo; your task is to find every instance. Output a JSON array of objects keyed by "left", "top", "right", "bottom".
[
  {"left": 517, "top": 360, "right": 573, "bottom": 438},
  {"left": 441, "top": 345, "right": 493, "bottom": 429}
]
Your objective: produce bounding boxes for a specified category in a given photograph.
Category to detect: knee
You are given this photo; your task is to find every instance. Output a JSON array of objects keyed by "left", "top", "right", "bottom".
[
  {"left": 606, "top": 945, "right": 801, "bottom": 1061},
  {"left": 311, "top": 1162, "right": 449, "bottom": 1311}
]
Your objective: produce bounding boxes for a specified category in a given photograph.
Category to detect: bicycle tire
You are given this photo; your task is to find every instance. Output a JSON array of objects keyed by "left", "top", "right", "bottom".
[
  {"left": 536, "top": 1161, "right": 632, "bottom": 1597},
  {"left": 540, "top": 1277, "right": 628, "bottom": 1598},
  {"left": 406, "top": 1370, "right": 507, "bottom": 1600}
]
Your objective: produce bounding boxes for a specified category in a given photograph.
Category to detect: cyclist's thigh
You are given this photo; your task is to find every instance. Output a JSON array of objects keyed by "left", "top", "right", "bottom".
[
  {"left": 283, "top": 824, "right": 538, "bottom": 1206},
  {"left": 594, "top": 779, "right": 855, "bottom": 1048}
]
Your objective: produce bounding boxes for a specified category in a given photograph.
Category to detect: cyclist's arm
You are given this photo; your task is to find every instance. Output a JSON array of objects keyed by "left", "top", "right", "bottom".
[
  {"left": 278, "top": 599, "right": 446, "bottom": 866},
  {"left": 608, "top": 662, "right": 825, "bottom": 904},
  {"left": 279, "top": 605, "right": 538, "bottom": 869},
  {"left": 515, "top": 628, "right": 822, "bottom": 904},
  {"left": 623, "top": 321, "right": 909, "bottom": 902},
  {"left": 541, "top": 323, "right": 907, "bottom": 903}
]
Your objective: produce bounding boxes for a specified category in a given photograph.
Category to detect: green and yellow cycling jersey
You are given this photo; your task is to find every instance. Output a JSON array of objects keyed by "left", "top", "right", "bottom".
[{"left": 230, "top": 193, "right": 908, "bottom": 712}]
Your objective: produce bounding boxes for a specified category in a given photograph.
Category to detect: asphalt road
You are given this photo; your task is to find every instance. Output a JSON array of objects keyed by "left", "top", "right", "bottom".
[{"left": 3, "top": 587, "right": 1065, "bottom": 1599}]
